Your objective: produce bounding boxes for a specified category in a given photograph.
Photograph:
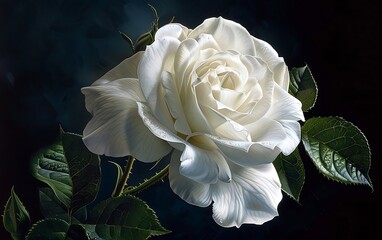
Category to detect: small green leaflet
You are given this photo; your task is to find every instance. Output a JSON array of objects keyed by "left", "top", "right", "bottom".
[
  {"left": 289, "top": 65, "right": 318, "bottom": 112},
  {"left": 3, "top": 187, "right": 31, "bottom": 240},
  {"left": 31, "top": 129, "right": 101, "bottom": 213},
  {"left": 274, "top": 150, "right": 305, "bottom": 202},
  {"left": 86, "top": 195, "right": 170, "bottom": 240},
  {"left": 302, "top": 117, "right": 372, "bottom": 188}
]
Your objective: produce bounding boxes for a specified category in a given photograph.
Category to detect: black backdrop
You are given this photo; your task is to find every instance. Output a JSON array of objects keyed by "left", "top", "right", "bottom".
[{"left": 1, "top": 0, "right": 381, "bottom": 239}]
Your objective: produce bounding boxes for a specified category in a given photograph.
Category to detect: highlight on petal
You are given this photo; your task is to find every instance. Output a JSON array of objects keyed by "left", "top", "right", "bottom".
[
  {"left": 180, "top": 144, "right": 231, "bottom": 184},
  {"left": 137, "top": 101, "right": 185, "bottom": 151},
  {"left": 189, "top": 17, "right": 256, "bottom": 55},
  {"left": 206, "top": 119, "right": 286, "bottom": 167},
  {"left": 81, "top": 79, "right": 171, "bottom": 161},
  {"left": 169, "top": 151, "right": 212, "bottom": 207},
  {"left": 161, "top": 71, "right": 192, "bottom": 135},
  {"left": 91, "top": 52, "right": 144, "bottom": 86},
  {"left": 204, "top": 130, "right": 283, "bottom": 167},
  {"left": 211, "top": 163, "right": 282, "bottom": 227},
  {"left": 138, "top": 37, "right": 180, "bottom": 131},
  {"left": 265, "top": 84, "right": 305, "bottom": 122},
  {"left": 252, "top": 37, "right": 289, "bottom": 90},
  {"left": 169, "top": 151, "right": 282, "bottom": 228},
  {"left": 174, "top": 38, "right": 200, "bottom": 98},
  {"left": 155, "top": 23, "right": 189, "bottom": 41}
]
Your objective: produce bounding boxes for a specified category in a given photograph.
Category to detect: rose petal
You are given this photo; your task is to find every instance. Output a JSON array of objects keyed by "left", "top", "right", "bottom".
[
  {"left": 253, "top": 37, "right": 289, "bottom": 90},
  {"left": 169, "top": 151, "right": 212, "bottom": 207},
  {"left": 155, "top": 23, "right": 189, "bottom": 41},
  {"left": 211, "top": 163, "right": 282, "bottom": 227},
  {"left": 82, "top": 79, "right": 171, "bottom": 161},
  {"left": 138, "top": 37, "right": 180, "bottom": 131},
  {"left": 170, "top": 152, "right": 282, "bottom": 227},
  {"left": 200, "top": 104, "right": 251, "bottom": 142},
  {"left": 189, "top": 17, "right": 256, "bottom": 55},
  {"left": 136, "top": 101, "right": 185, "bottom": 151},
  {"left": 91, "top": 52, "right": 144, "bottom": 86},
  {"left": 204, "top": 119, "right": 285, "bottom": 167},
  {"left": 249, "top": 76, "right": 275, "bottom": 121},
  {"left": 161, "top": 71, "right": 192, "bottom": 135},
  {"left": 174, "top": 38, "right": 200, "bottom": 97},
  {"left": 265, "top": 84, "right": 305, "bottom": 122},
  {"left": 180, "top": 144, "right": 231, "bottom": 184},
  {"left": 276, "top": 120, "right": 301, "bottom": 155},
  {"left": 195, "top": 33, "right": 221, "bottom": 51}
]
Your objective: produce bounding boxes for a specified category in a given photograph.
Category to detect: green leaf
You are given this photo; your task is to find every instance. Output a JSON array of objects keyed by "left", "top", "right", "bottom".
[
  {"left": 3, "top": 187, "right": 31, "bottom": 240},
  {"left": 39, "top": 188, "right": 87, "bottom": 223},
  {"left": 66, "top": 224, "right": 90, "bottom": 240},
  {"left": 86, "top": 195, "right": 170, "bottom": 240},
  {"left": 61, "top": 131, "right": 101, "bottom": 212},
  {"left": 26, "top": 218, "right": 69, "bottom": 240},
  {"left": 289, "top": 65, "right": 318, "bottom": 112},
  {"left": 31, "top": 129, "right": 101, "bottom": 213},
  {"left": 274, "top": 149, "right": 305, "bottom": 201},
  {"left": 301, "top": 116, "right": 372, "bottom": 188}
]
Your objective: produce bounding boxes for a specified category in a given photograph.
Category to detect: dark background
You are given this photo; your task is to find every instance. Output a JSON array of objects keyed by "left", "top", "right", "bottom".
[{"left": 1, "top": 0, "right": 381, "bottom": 239}]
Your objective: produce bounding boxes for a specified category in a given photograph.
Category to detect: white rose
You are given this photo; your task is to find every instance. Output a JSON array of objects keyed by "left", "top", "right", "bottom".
[{"left": 82, "top": 17, "right": 305, "bottom": 227}]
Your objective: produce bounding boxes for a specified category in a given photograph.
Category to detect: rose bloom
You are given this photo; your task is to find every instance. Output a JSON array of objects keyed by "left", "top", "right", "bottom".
[{"left": 82, "top": 17, "right": 304, "bottom": 227}]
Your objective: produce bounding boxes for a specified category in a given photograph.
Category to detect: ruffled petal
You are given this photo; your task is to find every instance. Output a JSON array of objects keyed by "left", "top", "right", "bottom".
[
  {"left": 252, "top": 37, "right": 289, "bottom": 91},
  {"left": 91, "top": 52, "right": 144, "bottom": 86},
  {"left": 204, "top": 126, "right": 283, "bottom": 167},
  {"left": 161, "top": 71, "right": 192, "bottom": 135},
  {"left": 189, "top": 17, "right": 256, "bottom": 55},
  {"left": 180, "top": 144, "right": 231, "bottom": 184},
  {"left": 138, "top": 37, "right": 180, "bottom": 131},
  {"left": 174, "top": 38, "right": 200, "bottom": 99},
  {"left": 138, "top": 102, "right": 231, "bottom": 183},
  {"left": 169, "top": 151, "right": 212, "bottom": 207},
  {"left": 155, "top": 23, "right": 189, "bottom": 41},
  {"left": 265, "top": 84, "right": 305, "bottom": 122},
  {"left": 276, "top": 120, "right": 301, "bottom": 155},
  {"left": 136, "top": 102, "right": 185, "bottom": 151},
  {"left": 211, "top": 163, "right": 282, "bottom": 227},
  {"left": 81, "top": 79, "right": 171, "bottom": 161}
]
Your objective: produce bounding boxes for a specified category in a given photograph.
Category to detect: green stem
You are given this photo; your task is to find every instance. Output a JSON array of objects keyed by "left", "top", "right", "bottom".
[
  {"left": 113, "top": 156, "right": 135, "bottom": 197},
  {"left": 124, "top": 164, "right": 169, "bottom": 195}
]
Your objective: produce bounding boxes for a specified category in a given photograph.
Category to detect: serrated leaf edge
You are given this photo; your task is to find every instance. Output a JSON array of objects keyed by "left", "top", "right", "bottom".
[
  {"left": 302, "top": 116, "right": 373, "bottom": 190},
  {"left": 25, "top": 218, "right": 69, "bottom": 240}
]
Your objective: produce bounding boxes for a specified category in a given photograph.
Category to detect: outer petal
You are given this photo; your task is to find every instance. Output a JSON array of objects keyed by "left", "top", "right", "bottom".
[
  {"left": 189, "top": 17, "right": 256, "bottom": 56},
  {"left": 155, "top": 23, "right": 189, "bottom": 41},
  {"left": 169, "top": 151, "right": 212, "bottom": 207},
  {"left": 252, "top": 37, "right": 289, "bottom": 90},
  {"left": 81, "top": 79, "right": 171, "bottom": 161},
  {"left": 92, "top": 52, "right": 144, "bottom": 86},
  {"left": 200, "top": 117, "right": 287, "bottom": 167},
  {"left": 265, "top": 84, "right": 305, "bottom": 122},
  {"left": 204, "top": 130, "right": 283, "bottom": 167},
  {"left": 180, "top": 144, "right": 232, "bottom": 184},
  {"left": 276, "top": 120, "right": 301, "bottom": 155},
  {"left": 211, "top": 163, "right": 282, "bottom": 227}
]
